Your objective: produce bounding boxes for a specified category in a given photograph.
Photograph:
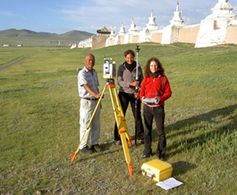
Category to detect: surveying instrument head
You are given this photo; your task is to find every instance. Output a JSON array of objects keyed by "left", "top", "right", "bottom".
[{"left": 103, "top": 58, "right": 116, "bottom": 81}]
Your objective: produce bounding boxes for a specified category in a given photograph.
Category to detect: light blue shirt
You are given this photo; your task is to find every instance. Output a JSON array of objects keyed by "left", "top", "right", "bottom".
[{"left": 78, "top": 67, "right": 99, "bottom": 98}]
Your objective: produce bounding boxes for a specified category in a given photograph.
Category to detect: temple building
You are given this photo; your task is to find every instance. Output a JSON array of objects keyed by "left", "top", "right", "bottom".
[
  {"left": 76, "top": 0, "right": 237, "bottom": 49},
  {"left": 195, "top": 0, "right": 237, "bottom": 47}
]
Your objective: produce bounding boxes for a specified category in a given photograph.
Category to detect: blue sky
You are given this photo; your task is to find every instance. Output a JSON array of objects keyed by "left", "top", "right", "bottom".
[{"left": 0, "top": 0, "right": 236, "bottom": 34}]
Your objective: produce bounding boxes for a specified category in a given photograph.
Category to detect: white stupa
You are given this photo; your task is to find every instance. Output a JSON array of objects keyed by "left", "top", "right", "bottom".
[
  {"left": 139, "top": 11, "right": 159, "bottom": 42},
  {"left": 146, "top": 11, "right": 159, "bottom": 31},
  {"left": 195, "top": 0, "right": 237, "bottom": 48},
  {"left": 119, "top": 23, "right": 126, "bottom": 35},
  {"left": 170, "top": 0, "right": 185, "bottom": 27},
  {"left": 161, "top": 0, "right": 185, "bottom": 44},
  {"left": 121, "top": 18, "right": 139, "bottom": 44},
  {"left": 128, "top": 18, "right": 139, "bottom": 34}
]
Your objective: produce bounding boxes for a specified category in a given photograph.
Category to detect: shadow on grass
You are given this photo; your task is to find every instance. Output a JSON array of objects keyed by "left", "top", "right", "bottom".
[
  {"left": 172, "top": 161, "right": 196, "bottom": 176},
  {"left": 72, "top": 141, "right": 123, "bottom": 163},
  {"left": 69, "top": 104, "right": 236, "bottom": 171},
  {"left": 69, "top": 137, "right": 144, "bottom": 165},
  {"left": 166, "top": 104, "right": 237, "bottom": 156}
]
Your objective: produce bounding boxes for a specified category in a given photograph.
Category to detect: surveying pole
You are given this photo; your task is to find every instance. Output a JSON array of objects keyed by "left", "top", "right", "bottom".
[
  {"left": 70, "top": 58, "right": 133, "bottom": 176},
  {"left": 134, "top": 45, "right": 140, "bottom": 145}
]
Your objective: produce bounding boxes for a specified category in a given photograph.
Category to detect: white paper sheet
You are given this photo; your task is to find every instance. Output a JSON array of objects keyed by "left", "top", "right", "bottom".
[{"left": 156, "top": 177, "right": 183, "bottom": 190}]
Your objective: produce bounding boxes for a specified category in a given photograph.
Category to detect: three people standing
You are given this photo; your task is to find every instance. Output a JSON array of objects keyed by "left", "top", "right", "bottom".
[{"left": 77, "top": 53, "right": 172, "bottom": 161}]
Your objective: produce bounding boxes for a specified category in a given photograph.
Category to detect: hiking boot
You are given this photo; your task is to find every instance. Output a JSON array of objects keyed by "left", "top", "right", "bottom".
[
  {"left": 91, "top": 144, "right": 102, "bottom": 152},
  {"left": 80, "top": 146, "right": 93, "bottom": 154}
]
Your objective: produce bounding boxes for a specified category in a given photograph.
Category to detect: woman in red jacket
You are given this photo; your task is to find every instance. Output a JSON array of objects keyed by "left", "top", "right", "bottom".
[{"left": 140, "top": 57, "right": 172, "bottom": 160}]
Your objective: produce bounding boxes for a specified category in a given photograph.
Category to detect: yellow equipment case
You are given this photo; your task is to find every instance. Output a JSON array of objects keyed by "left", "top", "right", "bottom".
[{"left": 141, "top": 159, "right": 173, "bottom": 182}]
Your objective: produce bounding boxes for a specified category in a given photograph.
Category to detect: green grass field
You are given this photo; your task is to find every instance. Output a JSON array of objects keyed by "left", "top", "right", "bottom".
[{"left": 0, "top": 43, "right": 237, "bottom": 194}]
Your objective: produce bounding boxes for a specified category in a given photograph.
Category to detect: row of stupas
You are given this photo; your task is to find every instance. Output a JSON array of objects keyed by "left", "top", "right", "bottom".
[{"left": 74, "top": 0, "right": 237, "bottom": 49}]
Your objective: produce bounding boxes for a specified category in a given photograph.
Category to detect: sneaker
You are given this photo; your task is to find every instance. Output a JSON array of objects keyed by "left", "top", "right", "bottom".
[
  {"left": 159, "top": 156, "right": 166, "bottom": 161},
  {"left": 141, "top": 150, "right": 152, "bottom": 159},
  {"left": 141, "top": 153, "right": 151, "bottom": 159},
  {"left": 91, "top": 144, "right": 102, "bottom": 152},
  {"left": 80, "top": 146, "right": 93, "bottom": 154},
  {"left": 157, "top": 154, "right": 166, "bottom": 161},
  {"left": 114, "top": 140, "right": 121, "bottom": 145},
  {"left": 137, "top": 138, "right": 144, "bottom": 144}
]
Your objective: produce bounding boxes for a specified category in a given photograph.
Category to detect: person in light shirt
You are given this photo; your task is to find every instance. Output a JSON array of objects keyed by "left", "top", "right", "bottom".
[{"left": 78, "top": 53, "right": 101, "bottom": 153}]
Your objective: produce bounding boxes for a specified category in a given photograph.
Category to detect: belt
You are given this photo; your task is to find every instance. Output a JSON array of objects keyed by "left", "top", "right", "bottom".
[{"left": 82, "top": 97, "right": 98, "bottom": 101}]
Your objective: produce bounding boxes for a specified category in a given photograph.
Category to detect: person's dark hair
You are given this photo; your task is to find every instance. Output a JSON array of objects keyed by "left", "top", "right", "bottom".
[
  {"left": 124, "top": 50, "right": 135, "bottom": 57},
  {"left": 144, "top": 57, "right": 164, "bottom": 77}
]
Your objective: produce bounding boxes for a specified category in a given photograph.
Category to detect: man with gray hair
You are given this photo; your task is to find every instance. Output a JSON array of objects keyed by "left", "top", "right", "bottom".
[{"left": 78, "top": 53, "right": 101, "bottom": 153}]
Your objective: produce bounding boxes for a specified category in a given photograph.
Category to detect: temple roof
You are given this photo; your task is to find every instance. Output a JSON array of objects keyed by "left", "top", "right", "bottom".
[
  {"left": 213, "top": 0, "right": 233, "bottom": 11},
  {"left": 209, "top": 0, "right": 236, "bottom": 20},
  {"left": 96, "top": 27, "right": 111, "bottom": 34}
]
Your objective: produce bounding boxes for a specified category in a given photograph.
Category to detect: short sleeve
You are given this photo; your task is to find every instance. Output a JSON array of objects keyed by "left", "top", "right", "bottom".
[{"left": 78, "top": 69, "right": 87, "bottom": 86}]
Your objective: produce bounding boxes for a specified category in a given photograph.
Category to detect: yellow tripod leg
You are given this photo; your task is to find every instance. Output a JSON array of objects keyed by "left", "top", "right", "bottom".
[
  {"left": 112, "top": 87, "right": 132, "bottom": 146},
  {"left": 70, "top": 84, "right": 107, "bottom": 161},
  {"left": 108, "top": 85, "right": 133, "bottom": 176}
]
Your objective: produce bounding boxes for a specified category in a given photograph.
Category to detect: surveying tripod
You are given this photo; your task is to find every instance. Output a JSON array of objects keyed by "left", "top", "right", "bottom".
[{"left": 70, "top": 78, "right": 133, "bottom": 176}]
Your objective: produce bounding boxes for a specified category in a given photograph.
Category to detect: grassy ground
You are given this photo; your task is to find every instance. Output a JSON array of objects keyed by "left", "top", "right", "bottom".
[{"left": 0, "top": 43, "right": 237, "bottom": 194}]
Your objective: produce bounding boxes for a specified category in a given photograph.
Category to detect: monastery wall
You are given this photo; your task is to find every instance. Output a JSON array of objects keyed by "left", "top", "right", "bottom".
[
  {"left": 178, "top": 25, "right": 199, "bottom": 43},
  {"left": 225, "top": 25, "right": 237, "bottom": 44},
  {"left": 127, "top": 34, "right": 139, "bottom": 43},
  {"left": 118, "top": 35, "right": 125, "bottom": 44},
  {"left": 86, "top": 1, "right": 237, "bottom": 49},
  {"left": 92, "top": 35, "right": 109, "bottom": 49},
  {"left": 150, "top": 31, "right": 162, "bottom": 43}
]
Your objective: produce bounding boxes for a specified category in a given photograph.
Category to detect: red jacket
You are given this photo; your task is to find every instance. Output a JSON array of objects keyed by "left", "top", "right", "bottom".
[{"left": 140, "top": 75, "right": 172, "bottom": 106}]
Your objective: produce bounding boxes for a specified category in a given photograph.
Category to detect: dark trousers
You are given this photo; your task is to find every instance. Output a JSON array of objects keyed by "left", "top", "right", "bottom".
[
  {"left": 143, "top": 105, "right": 166, "bottom": 157},
  {"left": 114, "top": 92, "right": 144, "bottom": 141}
]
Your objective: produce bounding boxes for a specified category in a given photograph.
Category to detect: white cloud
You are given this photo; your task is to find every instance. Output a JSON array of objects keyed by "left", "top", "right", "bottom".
[
  {"left": 60, "top": 0, "right": 175, "bottom": 32},
  {"left": 59, "top": 0, "right": 237, "bottom": 32}
]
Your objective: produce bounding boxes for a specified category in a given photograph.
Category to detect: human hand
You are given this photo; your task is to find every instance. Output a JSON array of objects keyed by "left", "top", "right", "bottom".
[
  {"left": 94, "top": 93, "right": 101, "bottom": 99},
  {"left": 134, "top": 92, "right": 139, "bottom": 99},
  {"left": 155, "top": 96, "right": 160, "bottom": 104},
  {"left": 130, "top": 81, "right": 139, "bottom": 87}
]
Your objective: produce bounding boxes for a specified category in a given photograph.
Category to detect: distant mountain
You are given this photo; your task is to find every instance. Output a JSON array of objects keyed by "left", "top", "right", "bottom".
[
  {"left": 58, "top": 30, "right": 95, "bottom": 42},
  {"left": 0, "top": 28, "right": 56, "bottom": 37},
  {"left": 60, "top": 30, "right": 93, "bottom": 38},
  {"left": 0, "top": 28, "right": 94, "bottom": 46}
]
